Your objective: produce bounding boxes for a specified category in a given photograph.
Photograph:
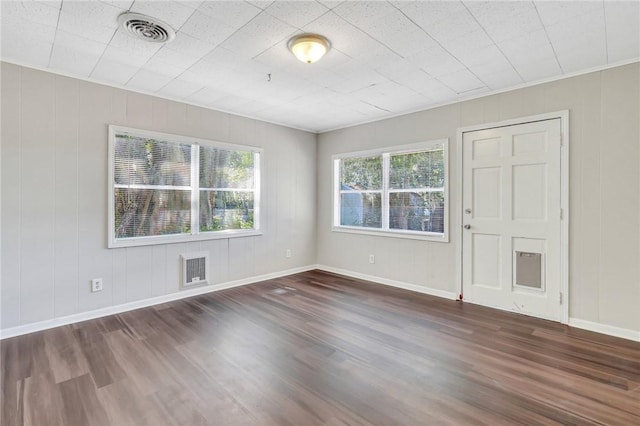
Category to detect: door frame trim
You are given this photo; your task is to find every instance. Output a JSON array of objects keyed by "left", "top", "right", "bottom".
[{"left": 455, "top": 111, "right": 570, "bottom": 324}]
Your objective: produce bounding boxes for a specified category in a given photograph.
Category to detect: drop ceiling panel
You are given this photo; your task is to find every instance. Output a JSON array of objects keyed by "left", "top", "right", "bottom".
[
  {"left": 127, "top": 69, "right": 174, "bottom": 93},
  {"left": 605, "top": 1, "right": 640, "bottom": 62},
  {"left": 179, "top": 10, "right": 237, "bottom": 45},
  {"left": 129, "top": 1, "right": 198, "bottom": 29},
  {"left": 57, "top": 1, "right": 125, "bottom": 44},
  {"left": 1, "top": 0, "right": 638, "bottom": 133},
  {"left": 265, "top": 1, "right": 329, "bottom": 29}
]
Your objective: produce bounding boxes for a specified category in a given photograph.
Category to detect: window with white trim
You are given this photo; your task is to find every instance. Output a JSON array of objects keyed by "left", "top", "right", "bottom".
[
  {"left": 333, "top": 139, "right": 448, "bottom": 241},
  {"left": 109, "top": 126, "right": 261, "bottom": 248}
]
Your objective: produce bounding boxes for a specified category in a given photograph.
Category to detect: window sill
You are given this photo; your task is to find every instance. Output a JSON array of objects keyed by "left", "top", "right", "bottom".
[
  {"left": 332, "top": 226, "right": 449, "bottom": 243},
  {"left": 108, "top": 229, "right": 263, "bottom": 249}
]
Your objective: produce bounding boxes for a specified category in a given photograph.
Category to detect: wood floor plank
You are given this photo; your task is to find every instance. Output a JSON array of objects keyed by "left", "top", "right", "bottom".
[{"left": 2, "top": 269, "right": 639, "bottom": 425}]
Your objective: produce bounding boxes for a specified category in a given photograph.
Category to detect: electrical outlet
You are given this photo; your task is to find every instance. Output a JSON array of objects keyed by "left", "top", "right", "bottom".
[
  {"left": 91, "top": 278, "right": 103, "bottom": 292},
  {"left": 369, "top": 254, "right": 375, "bottom": 264},
  {"left": 285, "top": 249, "right": 292, "bottom": 258}
]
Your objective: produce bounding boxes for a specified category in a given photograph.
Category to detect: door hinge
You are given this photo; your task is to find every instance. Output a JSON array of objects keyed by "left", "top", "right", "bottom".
[
  {"left": 560, "top": 133, "right": 564, "bottom": 146},
  {"left": 560, "top": 208, "right": 563, "bottom": 220},
  {"left": 559, "top": 292, "right": 563, "bottom": 304}
]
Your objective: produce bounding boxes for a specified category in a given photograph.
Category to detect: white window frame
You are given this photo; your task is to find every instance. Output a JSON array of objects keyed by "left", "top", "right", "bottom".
[
  {"left": 108, "top": 125, "right": 262, "bottom": 248},
  {"left": 332, "top": 139, "right": 449, "bottom": 242}
]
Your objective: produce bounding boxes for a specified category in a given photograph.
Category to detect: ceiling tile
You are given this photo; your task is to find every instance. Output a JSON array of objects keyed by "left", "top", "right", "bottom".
[
  {"left": 198, "top": 1, "right": 262, "bottom": 28},
  {"left": 149, "top": 45, "right": 200, "bottom": 72},
  {"left": 472, "top": 65, "right": 523, "bottom": 90},
  {"left": 401, "top": 1, "right": 480, "bottom": 44},
  {"left": 179, "top": 10, "right": 237, "bottom": 46},
  {"left": 497, "top": 29, "right": 553, "bottom": 65},
  {"left": 156, "top": 77, "right": 202, "bottom": 100},
  {"left": 165, "top": 32, "right": 216, "bottom": 61},
  {"left": 604, "top": 1, "right": 640, "bottom": 63},
  {"left": 126, "top": 69, "right": 174, "bottom": 92},
  {"left": 1, "top": 0, "right": 61, "bottom": 27},
  {"left": 534, "top": 1, "right": 603, "bottom": 27},
  {"left": 246, "top": 1, "right": 275, "bottom": 12},
  {"left": 49, "top": 30, "right": 105, "bottom": 76},
  {"left": 185, "top": 86, "right": 227, "bottom": 106},
  {"left": 545, "top": 9, "right": 607, "bottom": 72},
  {"left": 407, "top": 46, "right": 466, "bottom": 77},
  {"left": 441, "top": 30, "right": 497, "bottom": 66},
  {"left": 266, "top": 1, "right": 329, "bottom": 29},
  {"left": 98, "top": 1, "right": 134, "bottom": 9},
  {"left": 237, "top": 12, "right": 297, "bottom": 45},
  {"left": 129, "top": 1, "right": 199, "bottom": 30},
  {"left": 91, "top": 56, "right": 139, "bottom": 85},
  {"left": 437, "top": 68, "right": 485, "bottom": 94},
  {"left": 317, "top": 1, "right": 344, "bottom": 11},
  {"left": 514, "top": 60, "right": 562, "bottom": 82},
  {"left": 1, "top": 35, "right": 53, "bottom": 69},
  {"left": 465, "top": 1, "right": 543, "bottom": 43},
  {"left": 333, "top": 1, "right": 397, "bottom": 28},
  {"left": 185, "top": 60, "right": 234, "bottom": 86},
  {"left": 383, "top": 27, "right": 439, "bottom": 58},
  {"left": 374, "top": 58, "right": 422, "bottom": 80},
  {"left": 303, "top": 12, "right": 374, "bottom": 58},
  {"left": 108, "top": 30, "right": 164, "bottom": 63},
  {"left": 57, "top": 0, "right": 123, "bottom": 44},
  {"left": 1, "top": 14, "right": 57, "bottom": 45},
  {"left": 219, "top": 31, "right": 276, "bottom": 59}
]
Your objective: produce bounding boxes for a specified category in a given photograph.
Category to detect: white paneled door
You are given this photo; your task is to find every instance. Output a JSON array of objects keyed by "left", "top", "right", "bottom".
[{"left": 462, "top": 119, "right": 562, "bottom": 321}]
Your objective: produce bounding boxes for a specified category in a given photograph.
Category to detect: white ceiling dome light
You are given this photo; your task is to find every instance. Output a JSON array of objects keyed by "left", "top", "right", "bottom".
[
  {"left": 117, "top": 12, "right": 176, "bottom": 44},
  {"left": 288, "top": 34, "right": 331, "bottom": 64}
]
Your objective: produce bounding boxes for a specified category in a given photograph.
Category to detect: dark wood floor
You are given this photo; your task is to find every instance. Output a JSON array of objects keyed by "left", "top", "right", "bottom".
[{"left": 2, "top": 270, "right": 639, "bottom": 425}]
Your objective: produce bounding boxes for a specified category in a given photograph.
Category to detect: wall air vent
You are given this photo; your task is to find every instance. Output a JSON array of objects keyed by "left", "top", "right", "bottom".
[
  {"left": 117, "top": 12, "right": 176, "bottom": 44},
  {"left": 180, "top": 252, "right": 209, "bottom": 289}
]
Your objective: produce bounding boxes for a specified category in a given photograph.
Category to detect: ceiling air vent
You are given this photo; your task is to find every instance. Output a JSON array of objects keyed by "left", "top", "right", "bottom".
[{"left": 117, "top": 12, "right": 176, "bottom": 44}]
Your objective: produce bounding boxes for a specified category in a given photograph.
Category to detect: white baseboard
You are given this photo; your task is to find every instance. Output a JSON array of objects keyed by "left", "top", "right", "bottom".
[
  {"left": 315, "top": 264, "right": 458, "bottom": 301},
  {"left": 0, "top": 265, "right": 317, "bottom": 340},
  {"left": 568, "top": 318, "right": 640, "bottom": 342}
]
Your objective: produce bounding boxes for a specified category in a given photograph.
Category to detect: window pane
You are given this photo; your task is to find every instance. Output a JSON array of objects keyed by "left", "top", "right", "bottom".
[
  {"left": 200, "top": 191, "right": 254, "bottom": 231},
  {"left": 340, "top": 156, "right": 382, "bottom": 190},
  {"left": 114, "top": 135, "right": 191, "bottom": 186},
  {"left": 340, "top": 192, "right": 382, "bottom": 228},
  {"left": 200, "top": 147, "right": 254, "bottom": 189},
  {"left": 114, "top": 189, "right": 191, "bottom": 238},
  {"left": 389, "top": 149, "right": 444, "bottom": 189},
  {"left": 389, "top": 191, "right": 444, "bottom": 233}
]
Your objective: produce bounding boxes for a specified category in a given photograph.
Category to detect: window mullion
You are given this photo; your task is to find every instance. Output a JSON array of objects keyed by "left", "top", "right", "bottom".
[
  {"left": 334, "top": 158, "right": 341, "bottom": 226},
  {"left": 254, "top": 151, "right": 261, "bottom": 230},
  {"left": 382, "top": 153, "right": 390, "bottom": 231},
  {"left": 191, "top": 144, "right": 200, "bottom": 235}
]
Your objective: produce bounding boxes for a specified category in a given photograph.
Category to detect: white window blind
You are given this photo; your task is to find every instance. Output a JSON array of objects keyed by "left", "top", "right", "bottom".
[
  {"left": 333, "top": 139, "right": 448, "bottom": 242},
  {"left": 109, "top": 126, "right": 261, "bottom": 248}
]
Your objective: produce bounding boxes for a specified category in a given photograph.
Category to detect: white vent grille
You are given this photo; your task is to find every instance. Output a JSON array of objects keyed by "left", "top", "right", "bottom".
[
  {"left": 117, "top": 12, "right": 176, "bottom": 44},
  {"left": 180, "top": 252, "right": 209, "bottom": 289}
]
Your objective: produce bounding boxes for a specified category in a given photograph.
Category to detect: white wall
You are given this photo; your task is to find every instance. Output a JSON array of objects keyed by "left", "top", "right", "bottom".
[
  {"left": 1, "top": 62, "right": 317, "bottom": 331},
  {"left": 317, "top": 63, "right": 640, "bottom": 335}
]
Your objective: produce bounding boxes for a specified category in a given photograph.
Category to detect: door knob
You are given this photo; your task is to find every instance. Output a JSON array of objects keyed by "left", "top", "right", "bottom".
[
  {"left": 464, "top": 224, "right": 471, "bottom": 230},
  {"left": 465, "top": 209, "right": 471, "bottom": 214}
]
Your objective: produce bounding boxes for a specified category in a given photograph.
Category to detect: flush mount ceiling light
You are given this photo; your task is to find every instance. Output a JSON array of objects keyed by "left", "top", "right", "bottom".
[
  {"left": 118, "top": 12, "right": 176, "bottom": 44},
  {"left": 288, "top": 34, "right": 330, "bottom": 64}
]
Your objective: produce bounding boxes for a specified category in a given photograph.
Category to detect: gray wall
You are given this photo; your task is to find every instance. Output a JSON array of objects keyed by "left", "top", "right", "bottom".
[
  {"left": 2, "top": 61, "right": 639, "bottom": 337},
  {"left": 317, "top": 63, "right": 640, "bottom": 334},
  {"left": 1, "top": 62, "right": 317, "bottom": 330}
]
